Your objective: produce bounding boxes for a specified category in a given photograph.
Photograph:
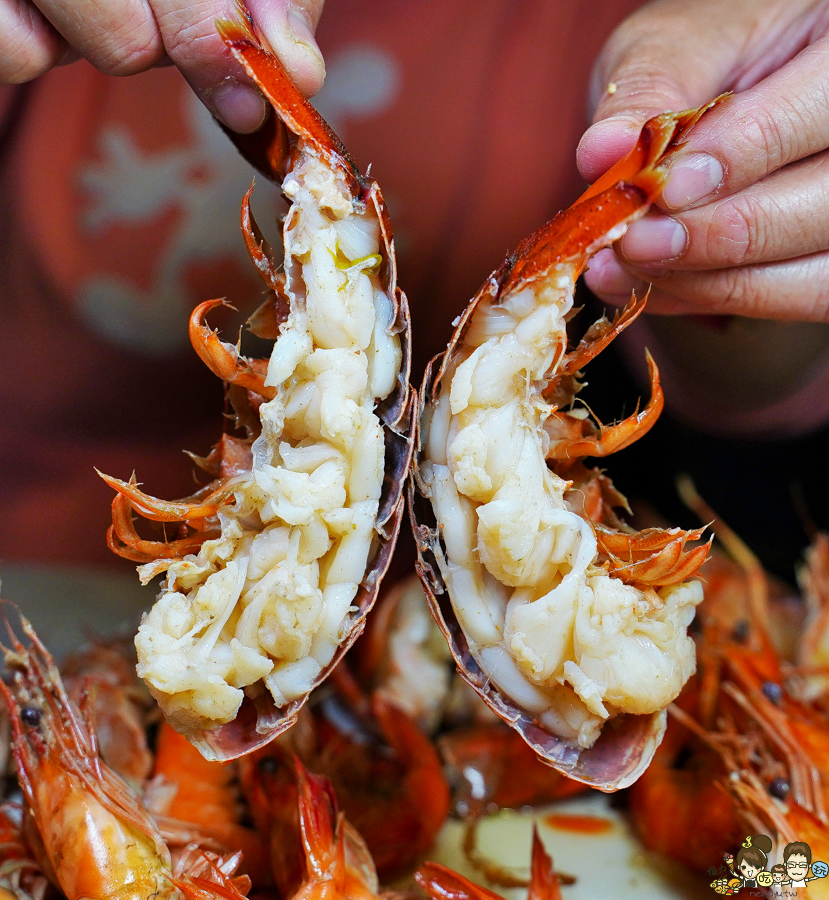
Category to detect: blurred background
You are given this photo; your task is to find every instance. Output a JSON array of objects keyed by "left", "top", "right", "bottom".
[{"left": 1, "top": 0, "right": 828, "bottom": 626}]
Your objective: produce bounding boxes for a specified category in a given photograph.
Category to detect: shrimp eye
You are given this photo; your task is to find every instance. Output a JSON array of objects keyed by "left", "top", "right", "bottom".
[
  {"left": 20, "top": 706, "right": 41, "bottom": 726},
  {"left": 768, "top": 777, "right": 790, "bottom": 799},
  {"left": 257, "top": 756, "right": 278, "bottom": 775},
  {"left": 761, "top": 681, "right": 783, "bottom": 704},
  {"left": 731, "top": 620, "right": 750, "bottom": 643}
]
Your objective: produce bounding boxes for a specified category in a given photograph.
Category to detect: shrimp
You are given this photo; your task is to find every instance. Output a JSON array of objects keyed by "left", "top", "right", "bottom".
[
  {"left": 290, "top": 760, "right": 384, "bottom": 900},
  {"left": 626, "top": 684, "right": 743, "bottom": 873},
  {"left": 411, "top": 100, "right": 723, "bottom": 789},
  {"left": 354, "top": 575, "right": 455, "bottom": 734},
  {"left": 0, "top": 802, "right": 49, "bottom": 900},
  {"left": 60, "top": 637, "right": 155, "bottom": 788},
  {"left": 147, "top": 722, "right": 269, "bottom": 884},
  {"left": 704, "top": 723, "right": 829, "bottom": 899},
  {"left": 629, "top": 484, "right": 829, "bottom": 875},
  {"left": 624, "top": 498, "right": 776, "bottom": 872},
  {"left": 0, "top": 606, "right": 260, "bottom": 900},
  {"left": 99, "top": 6, "right": 413, "bottom": 761},
  {"left": 439, "top": 723, "right": 587, "bottom": 820},
  {"left": 0, "top": 608, "right": 176, "bottom": 900},
  {"left": 680, "top": 481, "right": 829, "bottom": 821},
  {"left": 240, "top": 684, "right": 450, "bottom": 882}
]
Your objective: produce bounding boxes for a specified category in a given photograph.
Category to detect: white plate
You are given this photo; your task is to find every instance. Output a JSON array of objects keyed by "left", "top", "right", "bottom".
[{"left": 430, "top": 792, "right": 712, "bottom": 899}]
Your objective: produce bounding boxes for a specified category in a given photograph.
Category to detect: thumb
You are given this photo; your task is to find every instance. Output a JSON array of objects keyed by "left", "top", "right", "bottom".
[
  {"left": 247, "top": 0, "right": 327, "bottom": 98},
  {"left": 577, "top": 0, "right": 746, "bottom": 182}
]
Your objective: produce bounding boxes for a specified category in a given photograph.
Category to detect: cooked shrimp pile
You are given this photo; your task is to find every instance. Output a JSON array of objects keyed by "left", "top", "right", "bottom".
[
  {"left": 6, "top": 514, "right": 829, "bottom": 900},
  {"left": 627, "top": 488, "right": 829, "bottom": 887},
  {"left": 0, "top": 602, "right": 571, "bottom": 899}
]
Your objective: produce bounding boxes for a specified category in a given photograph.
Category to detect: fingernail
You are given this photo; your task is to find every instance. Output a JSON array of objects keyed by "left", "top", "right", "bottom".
[
  {"left": 288, "top": 7, "right": 323, "bottom": 60},
  {"left": 582, "top": 115, "right": 642, "bottom": 144},
  {"left": 662, "top": 153, "right": 724, "bottom": 209},
  {"left": 621, "top": 214, "right": 687, "bottom": 263},
  {"left": 207, "top": 79, "right": 267, "bottom": 134},
  {"left": 577, "top": 116, "right": 642, "bottom": 182},
  {"left": 584, "top": 247, "right": 646, "bottom": 300}
]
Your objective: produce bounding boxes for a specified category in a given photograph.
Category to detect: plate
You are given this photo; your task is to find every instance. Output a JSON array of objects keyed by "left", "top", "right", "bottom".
[{"left": 430, "top": 792, "right": 712, "bottom": 899}]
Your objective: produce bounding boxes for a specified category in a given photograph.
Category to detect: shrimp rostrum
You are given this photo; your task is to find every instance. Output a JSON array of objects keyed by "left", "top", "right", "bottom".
[
  {"left": 100, "top": 10, "right": 413, "bottom": 760},
  {"left": 411, "top": 100, "right": 722, "bottom": 789}
]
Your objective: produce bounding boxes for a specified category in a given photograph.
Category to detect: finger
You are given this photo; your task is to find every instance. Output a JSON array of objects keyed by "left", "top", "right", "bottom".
[
  {"left": 659, "top": 30, "right": 829, "bottom": 211},
  {"left": 585, "top": 246, "right": 829, "bottom": 322},
  {"left": 0, "top": 0, "right": 66, "bottom": 82},
  {"left": 247, "top": 0, "right": 325, "bottom": 97},
  {"left": 577, "top": 0, "right": 746, "bottom": 182},
  {"left": 578, "top": 0, "right": 829, "bottom": 205},
  {"left": 585, "top": 249, "right": 649, "bottom": 305},
  {"left": 153, "top": 0, "right": 325, "bottom": 134},
  {"left": 30, "top": 0, "right": 164, "bottom": 75},
  {"left": 619, "top": 149, "right": 829, "bottom": 270}
]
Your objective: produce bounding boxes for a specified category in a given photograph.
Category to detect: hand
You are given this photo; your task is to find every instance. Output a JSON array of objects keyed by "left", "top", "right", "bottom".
[
  {"left": 0, "top": 0, "right": 325, "bottom": 132},
  {"left": 578, "top": 0, "right": 829, "bottom": 322}
]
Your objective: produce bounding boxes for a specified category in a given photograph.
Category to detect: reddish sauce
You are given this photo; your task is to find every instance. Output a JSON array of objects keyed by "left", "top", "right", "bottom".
[{"left": 544, "top": 813, "right": 613, "bottom": 835}]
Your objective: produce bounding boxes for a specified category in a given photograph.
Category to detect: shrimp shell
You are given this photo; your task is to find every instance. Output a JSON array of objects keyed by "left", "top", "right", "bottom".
[
  {"left": 100, "top": 9, "right": 414, "bottom": 761},
  {"left": 410, "top": 99, "right": 723, "bottom": 789}
]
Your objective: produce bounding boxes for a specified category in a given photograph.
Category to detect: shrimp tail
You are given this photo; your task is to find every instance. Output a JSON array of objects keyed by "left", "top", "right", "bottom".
[
  {"left": 415, "top": 861, "right": 505, "bottom": 900},
  {"left": 528, "top": 828, "right": 563, "bottom": 900},
  {"left": 216, "top": 7, "right": 364, "bottom": 196},
  {"left": 295, "top": 758, "right": 345, "bottom": 880}
]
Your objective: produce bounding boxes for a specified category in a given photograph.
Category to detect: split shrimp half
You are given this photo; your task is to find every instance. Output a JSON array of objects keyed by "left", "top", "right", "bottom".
[
  {"left": 100, "top": 9, "right": 413, "bottom": 760},
  {"left": 411, "top": 100, "right": 723, "bottom": 789}
]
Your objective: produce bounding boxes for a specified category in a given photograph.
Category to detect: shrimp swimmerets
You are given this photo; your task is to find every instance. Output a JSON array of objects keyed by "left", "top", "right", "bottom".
[
  {"left": 411, "top": 100, "right": 723, "bottom": 789},
  {"left": 100, "top": 8, "right": 413, "bottom": 760}
]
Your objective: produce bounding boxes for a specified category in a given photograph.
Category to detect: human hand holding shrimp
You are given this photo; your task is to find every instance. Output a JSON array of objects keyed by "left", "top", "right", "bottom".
[
  {"left": 0, "top": 0, "right": 325, "bottom": 132},
  {"left": 579, "top": 0, "right": 829, "bottom": 322}
]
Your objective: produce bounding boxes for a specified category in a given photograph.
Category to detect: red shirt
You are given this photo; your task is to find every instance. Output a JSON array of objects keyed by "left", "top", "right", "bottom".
[{"left": 1, "top": 0, "right": 656, "bottom": 566}]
